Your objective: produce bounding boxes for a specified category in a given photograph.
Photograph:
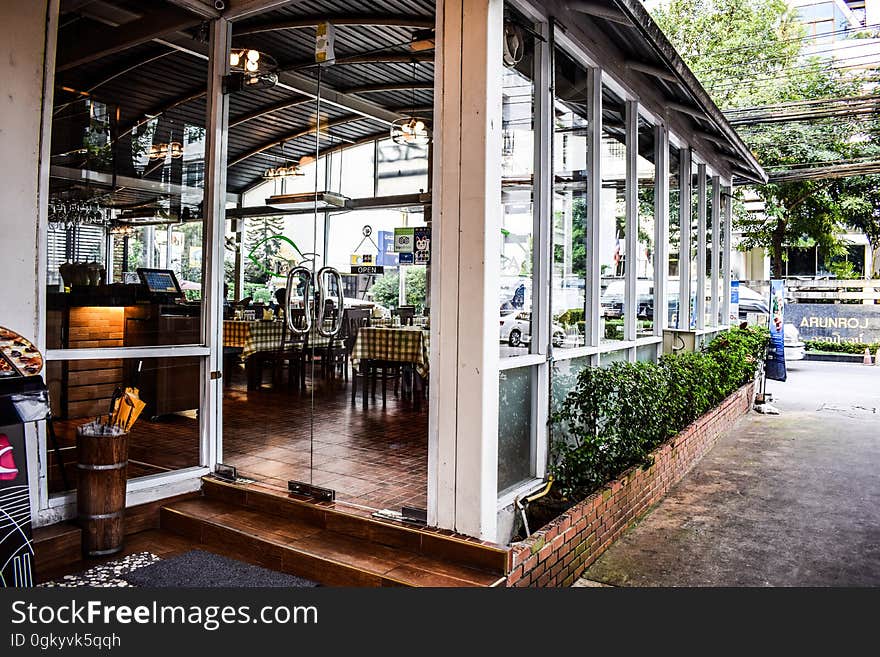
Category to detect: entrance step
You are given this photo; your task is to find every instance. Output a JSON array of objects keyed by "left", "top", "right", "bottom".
[
  {"left": 159, "top": 478, "right": 508, "bottom": 587},
  {"left": 33, "top": 522, "right": 82, "bottom": 580}
]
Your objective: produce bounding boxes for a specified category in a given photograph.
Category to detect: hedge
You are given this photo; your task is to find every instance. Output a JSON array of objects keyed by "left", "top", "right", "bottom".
[
  {"left": 805, "top": 339, "right": 880, "bottom": 355},
  {"left": 549, "top": 326, "right": 767, "bottom": 499}
]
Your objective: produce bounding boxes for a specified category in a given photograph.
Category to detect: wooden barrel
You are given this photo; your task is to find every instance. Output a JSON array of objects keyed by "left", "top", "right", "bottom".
[{"left": 76, "top": 429, "right": 128, "bottom": 557}]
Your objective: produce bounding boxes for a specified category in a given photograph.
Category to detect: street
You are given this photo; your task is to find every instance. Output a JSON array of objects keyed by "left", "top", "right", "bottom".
[{"left": 577, "top": 360, "right": 880, "bottom": 587}]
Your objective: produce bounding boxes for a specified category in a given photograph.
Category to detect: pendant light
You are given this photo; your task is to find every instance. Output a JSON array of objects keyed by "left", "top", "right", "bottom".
[{"left": 391, "top": 62, "right": 431, "bottom": 146}]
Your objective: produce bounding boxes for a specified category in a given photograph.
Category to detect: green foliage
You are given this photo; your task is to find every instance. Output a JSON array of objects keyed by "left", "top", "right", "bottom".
[
  {"left": 826, "top": 258, "right": 857, "bottom": 280},
  {"left": 652, "top": 0, "right": 880, "bottom": 278},
  {"left": 805, "top": 339, "right": 880, "bottom": 354},
  {"left": 368, "top": 267, "right": 427, "bottom": 311},
  {"left": 549, "top": 327, "right": 767, "bottom": 499},
  {"left": 243, "top": 216, "right": 286, "bottom": 284}
]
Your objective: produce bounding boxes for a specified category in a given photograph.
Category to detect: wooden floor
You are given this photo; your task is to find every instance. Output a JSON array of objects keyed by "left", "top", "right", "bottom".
[{"left": 49, "top": 362, "right": 428, "bottom": 513}]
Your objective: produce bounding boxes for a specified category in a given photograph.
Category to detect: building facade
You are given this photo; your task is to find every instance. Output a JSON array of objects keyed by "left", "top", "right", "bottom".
[{"left": 1, "top": 0, "right": 761, "bottom": 548}]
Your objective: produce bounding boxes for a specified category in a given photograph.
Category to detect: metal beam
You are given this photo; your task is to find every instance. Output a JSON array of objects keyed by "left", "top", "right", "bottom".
[
  {"left": 229, "top": 96, "right": 311, "bottom": 127},
  {"left": 626, "top": 60, "right": 677, "bottom": 83},
  {"left": 57, "top": 5, "right": 204, "bottom": 71},
  {"left": 117, "top": 85, "right": 207, "bottom": 140},
  {"left": 223, "top": 0, "right": 300, "bottom": 21},
  {"left": 346, "top": 82, "right": 434, "bottom": 94},
  {"left": 49, "top": 165, "right": 238, "bottom": 204},
  {"left": 166, "top": 0, "right": 222, "bottom": 19},
  {"left": 228, "top": 115, "right": 371, "bottom": 168},
  {"left": 567, "top": 1, "right": 633, "bottom": 26},
  {"left": 234, "top": 14, "right": 434, "bottom": 36},
  {"left": 278, "top": 52, "right": 434, "bottom": 73}
]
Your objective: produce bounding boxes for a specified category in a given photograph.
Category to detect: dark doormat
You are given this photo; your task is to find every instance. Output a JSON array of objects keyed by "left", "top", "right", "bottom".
[{"left": 121, "top": 550, "right": 318, "bottom": 588}]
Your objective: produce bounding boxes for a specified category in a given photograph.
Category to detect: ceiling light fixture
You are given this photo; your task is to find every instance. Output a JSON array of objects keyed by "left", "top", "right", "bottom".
[
  {"left": 225, "top": 48, "right": 279, "bottom": 93},
  {"left": 390, "top": 62, "right": 431, "bottom": 146}
]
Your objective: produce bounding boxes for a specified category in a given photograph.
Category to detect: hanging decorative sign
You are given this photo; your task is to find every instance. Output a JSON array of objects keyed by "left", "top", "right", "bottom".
[
  {"left": 765, "top": 279, "right": 787, "bottom": 382},
  {"left": 377, "top": 231, "right": 398, "bottom": 267},
  {"left": 315, "top": 21, "right": 336, "bottom": 64},
  {"left": 729, "top": 280, "right": 740, "bottom": 323},
  {"left": 414, "top": 226, "right": 431, "bottom": 265},
  {"left": 350, "top": 226, "right": 383, "bottom": 274}
]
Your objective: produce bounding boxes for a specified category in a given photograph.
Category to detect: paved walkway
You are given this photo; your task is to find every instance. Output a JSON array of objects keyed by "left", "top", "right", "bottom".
[{"left": 577, "top": 360, "right": 880, "bottom": 587}]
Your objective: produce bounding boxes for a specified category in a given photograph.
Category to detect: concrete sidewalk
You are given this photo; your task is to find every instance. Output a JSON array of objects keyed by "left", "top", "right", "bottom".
[{"left": 577, "top": 360, "right": 880, "bottom": 587}]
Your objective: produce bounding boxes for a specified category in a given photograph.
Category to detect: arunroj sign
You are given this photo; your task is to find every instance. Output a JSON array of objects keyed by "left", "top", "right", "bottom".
[{"left": 785, "top": 304, "right": 880, "bottom": 344}]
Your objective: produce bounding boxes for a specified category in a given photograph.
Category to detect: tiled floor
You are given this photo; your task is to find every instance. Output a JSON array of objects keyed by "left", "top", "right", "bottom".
[{"left": 50, "top": 362, "right": 428, "bottom": 512}]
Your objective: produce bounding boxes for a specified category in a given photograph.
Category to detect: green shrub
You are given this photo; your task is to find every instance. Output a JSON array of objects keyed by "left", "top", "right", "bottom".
[
  {"left": 549, "top": 327, "right": 767, "bottom": 500},
  {"left": 805, "top": 340, "right": 879, "bottom": 355}
]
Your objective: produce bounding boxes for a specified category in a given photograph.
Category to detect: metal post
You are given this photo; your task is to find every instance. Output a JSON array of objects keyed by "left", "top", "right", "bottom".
[
  {"left": 201, "top": 17, "right": 231, "bottom": 471},
  {"left": 587, "top": 68, "right": 603, "bottom": 346},
  {"left": 710, "top": 175, "right": 721, "bottom": 326},
  {"left": 624, "top": 101, "right": 638, "bottom": 343},
  {"left": 654, "top": 124, "right": 669, "bottom": 336},
  {"left": 722, "top": 184, "right": 733, "bottom": 325},
  {"left": 678, "top": 149, "right": 692, "bottom": 331}
]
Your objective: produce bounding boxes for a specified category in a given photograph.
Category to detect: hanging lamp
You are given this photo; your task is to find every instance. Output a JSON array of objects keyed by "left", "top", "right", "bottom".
[{"left": 390, "top": 62, "right": 431, "bottom": 146}]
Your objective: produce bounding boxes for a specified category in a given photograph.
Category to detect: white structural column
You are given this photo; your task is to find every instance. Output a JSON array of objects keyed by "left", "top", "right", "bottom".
[
  {"left": 654, "top": 125, "right": 669, "bottom": 336},
  {"left": 696, "top": 163, "right": 707, "bottom": 330},
  {"left": 678, "top": 149, "right": 692, "bottom": 330},
  {"left": 710, "top": 176, "right": 721, "bottom": 326},
  {"left": 2, "top": 0, "right": 58, "bottom": 522},
  {"left": 429, "top": 0, "right": 502, "bottom": 540},
  {"left": 722, "top": 184, "right": 733, "bottom": 324},
  {"left": 624, "top": 102, "right": 639, "bottom": 343},
  {"left": 202, "top": 18, "right": 231, "bottom": 470}
]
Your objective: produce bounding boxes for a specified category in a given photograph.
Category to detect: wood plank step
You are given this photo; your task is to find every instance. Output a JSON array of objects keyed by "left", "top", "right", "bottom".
[
  {"left": 200, "top": 476, "right": 510, "bottom": 576},
  {"left": 33, "top": 522, "right": 82, "bottom": 578},
  {"left": 161, "top": 498, "right": 503, "bottom": 587}
]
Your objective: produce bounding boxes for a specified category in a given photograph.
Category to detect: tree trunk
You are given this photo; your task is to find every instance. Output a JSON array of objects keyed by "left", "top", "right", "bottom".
[{"left": 770, "top": 219, "right": 786, "bottom": 279}]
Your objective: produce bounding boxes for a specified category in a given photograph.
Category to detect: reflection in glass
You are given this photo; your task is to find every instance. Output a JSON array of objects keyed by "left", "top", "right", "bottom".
[
  {"left": 599, "top": 87, "right": 627, "bottom": 343},
  {"left": 498, "top": 367, "right": 534, "bottom": 492},
  {"left": 499, "top": 6, "right": 537, "bottom": 358},
  {"left": 705, "top": 180, "right": 715, "bottom": 327},
  {"left": 552, "top": 47, "right": 589, "bottom": 351},
  {"left": 690, "top": 166, "right": 700, "bottom": 329},
  {"left": 44, "top": 357, "right": 203, "bottom": 494},
  {"left": 636, "top": 116, "right": 656, "bottom": 337}
]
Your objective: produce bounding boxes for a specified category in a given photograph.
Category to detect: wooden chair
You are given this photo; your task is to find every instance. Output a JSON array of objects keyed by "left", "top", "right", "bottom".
[
  {"left": 392, "top": 305, "right": 416, "bottom": 326},
  {"left": 251, "top": 308, "right": 307, "bottom": 390}
]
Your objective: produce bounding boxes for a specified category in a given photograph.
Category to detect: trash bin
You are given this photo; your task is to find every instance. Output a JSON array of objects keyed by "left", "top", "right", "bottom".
[{"left": 76, "top": 423, "right": 128, "bottom": 557}]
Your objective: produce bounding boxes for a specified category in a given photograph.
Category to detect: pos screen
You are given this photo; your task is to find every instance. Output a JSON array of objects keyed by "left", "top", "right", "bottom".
[{"left": 137, "top": 268, "right": 182, "bottom": 296}]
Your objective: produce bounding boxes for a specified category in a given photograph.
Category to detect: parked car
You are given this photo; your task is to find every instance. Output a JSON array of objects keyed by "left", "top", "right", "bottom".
[
  {"left": 783, "top": 323, "right": 805, "bottom": 361},
  {"left": 500, "top": 311, "right": 566, "bottom": 348}
]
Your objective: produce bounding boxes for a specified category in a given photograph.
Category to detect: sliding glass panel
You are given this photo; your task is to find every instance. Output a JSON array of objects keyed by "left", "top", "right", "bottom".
[
  {"left": 636, "top": 116, "right": 656, "bottom": 337},
  {"left": 705, "top": 180, "right": 715, "bottom": 327},
  {"left": 668, "top": 144, "right": 681, "bottom": 328},
  {"left": 599, "top": 87, "right": 627, "bottom": 343},
  {"left": 719, "top": 190, "right": 729, "bottom": 325},
  {"left": 690, "top": 165, "right": 700, "bottom": 329},
  {"left": 551, "top": 47, "right": 590, "bottom": 351},
  {"left": 500, "top": 5, "right": 538, "bottom": 357},
  {"left": 44, "top": 356, "right": 203, "bottom": 494},
  {"left": 47, "top": 52, "right": 208, "bottom": 348},
  {"left": 498, "top": 366, "right": 534, "bottom": 493}
]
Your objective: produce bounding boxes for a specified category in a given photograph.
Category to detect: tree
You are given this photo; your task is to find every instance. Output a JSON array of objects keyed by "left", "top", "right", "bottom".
[
  {"left": 243, "top": 216, "right": 285, "bottom": 284},
  {"left": 652, "top": 0, "right": 880, "bottom": 278},
  {"left": 368, "top": 267, "right": 427, "bottom": 311}
]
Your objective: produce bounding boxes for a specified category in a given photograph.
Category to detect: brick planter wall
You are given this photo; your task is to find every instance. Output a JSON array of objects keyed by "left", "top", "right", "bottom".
[{"left": 506, "top": 380, "right": 755, "bottom": 587}]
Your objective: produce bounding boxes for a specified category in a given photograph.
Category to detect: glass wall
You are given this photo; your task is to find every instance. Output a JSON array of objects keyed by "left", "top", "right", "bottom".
[
  {"left": 499, "top": 6, "right": 538, "bottom": 357},
  {"left": 690, "top": 163, "right": 700, "bottom": 329},
  {"left": 552, "top": 47, "right": 590, "bottom": 351},
  {"left": 44, "top": 356, "right": 202, "bottom": 494},
  {"left": 636, "top": 116, "right": 656, "bottom": 337},
  {"left": 668, "top": 144, "right": 681, "bottom": 328},
  {"left": 47, "top": 89, "right": 208, "bottom": 348},
  {"left": 705, "top": 177, "right": 715, "bottom": 327},
  {"left": 599, "top": 87, "right": 627, "bottom": 343}
]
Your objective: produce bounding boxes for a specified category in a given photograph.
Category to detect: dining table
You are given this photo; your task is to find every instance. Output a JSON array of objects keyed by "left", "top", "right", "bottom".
[
  {"left": 350, "top": 325, "right": 430, "bottom": 379},
  {"left": 223, "top": 318, "right": 333, "bottom": 359}
]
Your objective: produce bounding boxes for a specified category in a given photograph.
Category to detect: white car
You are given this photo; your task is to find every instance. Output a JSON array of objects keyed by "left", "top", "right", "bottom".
[
  {"left": 500, "top": 311, "right": 566, "bottom": 348},
  {"left": 783, "top": 323, "right": 805, "bottom": 361}
]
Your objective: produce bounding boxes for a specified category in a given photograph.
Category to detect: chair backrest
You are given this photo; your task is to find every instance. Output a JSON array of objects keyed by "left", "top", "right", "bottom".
[
  {"left": 344, "top": 308, "right": 372, "bottom": 352},
  {"left": 280, "top": 308, "right": 308, "bottom": 351},
  {"left": 393, "top": 305, "right": 416, "bottom": 326}
]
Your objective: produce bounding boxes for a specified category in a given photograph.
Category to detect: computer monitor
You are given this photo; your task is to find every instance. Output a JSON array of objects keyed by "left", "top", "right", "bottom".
[{"left": 137, "top": 268, "right": 183, "bottom": 299}]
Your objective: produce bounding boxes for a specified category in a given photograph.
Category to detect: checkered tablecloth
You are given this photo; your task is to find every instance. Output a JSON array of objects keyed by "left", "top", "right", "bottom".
[
  {"left": 350, "top": 326, "right": 430, "bottom": 379},
  {"left": 372, "top": 316, "right": 429, "bottom": 329},
  {"left": 223, "top": 319, "right": 331, "bottom": 359}
]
